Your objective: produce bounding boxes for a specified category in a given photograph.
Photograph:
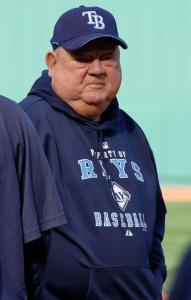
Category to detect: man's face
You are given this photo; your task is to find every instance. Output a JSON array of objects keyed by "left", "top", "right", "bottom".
[{"left": 46, "top": 38, "right": 122, "bottom": 120}]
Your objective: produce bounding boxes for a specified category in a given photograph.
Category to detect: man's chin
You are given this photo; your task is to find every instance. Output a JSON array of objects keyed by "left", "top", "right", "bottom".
[{"left": 83, "top": 96, "right": 111, "bottom": 107}]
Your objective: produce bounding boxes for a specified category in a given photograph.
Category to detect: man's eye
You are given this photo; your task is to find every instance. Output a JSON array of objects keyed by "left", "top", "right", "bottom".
[
  {"left": 104, "top": 56, "right": 113, "bottom": 60},
  {"left": 76, "top": 57, "right": 91, "bottom": 63},
  {"left": 100, "top": 54, "right": 115, "bottom": 61}
]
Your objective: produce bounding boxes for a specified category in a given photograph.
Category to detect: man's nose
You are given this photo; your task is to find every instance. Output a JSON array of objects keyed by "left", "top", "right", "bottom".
[{"left": 88, "top": 59, "right": 104, "bottom": 75}]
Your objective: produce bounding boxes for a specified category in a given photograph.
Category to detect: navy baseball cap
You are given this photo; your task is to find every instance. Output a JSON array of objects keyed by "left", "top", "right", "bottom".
[{"left": 50, "top": 6, "right": 128, "bottom": 51}]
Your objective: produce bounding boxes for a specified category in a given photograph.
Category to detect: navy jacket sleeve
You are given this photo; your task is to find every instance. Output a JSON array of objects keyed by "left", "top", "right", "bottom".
[
  {"left": 149, "top": 149, "right": 167, "bottom": 289},
  {"left": 0, "top": 97, "right": 66, "bottom": 299}
]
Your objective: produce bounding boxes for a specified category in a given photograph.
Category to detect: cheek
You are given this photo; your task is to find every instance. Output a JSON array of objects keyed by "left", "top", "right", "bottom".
[
  {"left": 109, "top": 68, "right": 122, "bottom": 89},
  {"left": 58, "top": 67, "right": 84, "bottom": 86},
  {"left": 105, "top": 69, "right": 122, "bottom": 99},
  {"left": 52, "top": 68, "right": 84, "bottom": 99},
  {"left": 53, "top": 67, "right": 73, "bottom": 89}
]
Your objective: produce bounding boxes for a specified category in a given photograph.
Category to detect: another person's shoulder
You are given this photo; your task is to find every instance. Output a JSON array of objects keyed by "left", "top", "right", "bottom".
[
  {"left": 0, "top": 95, "right": 37, "bottom": 137},
  {"left": 0, "top": 95, "right": 21, "bottom": 113},
  {"left": 0, "top": 95, "right": 28, "bottom": 123}
]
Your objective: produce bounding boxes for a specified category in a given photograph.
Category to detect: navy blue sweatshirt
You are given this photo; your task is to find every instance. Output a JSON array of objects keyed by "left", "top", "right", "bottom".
[
  {"left": 20, "top": 71, "right": 167, "bottom": 300},
  {"left": 0, "top": 95, "right": 66, "bottom": 299}
]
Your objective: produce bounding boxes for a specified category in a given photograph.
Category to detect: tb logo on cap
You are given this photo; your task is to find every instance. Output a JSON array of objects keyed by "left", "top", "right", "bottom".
[{"left": 82, "top": 11, "right": 105, "bottom": 29}]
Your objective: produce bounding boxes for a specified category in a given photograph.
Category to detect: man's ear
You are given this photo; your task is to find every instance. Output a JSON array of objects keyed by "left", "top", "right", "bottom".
[{"left": 45, "top": 51, "right": 57, "bottom": 77}]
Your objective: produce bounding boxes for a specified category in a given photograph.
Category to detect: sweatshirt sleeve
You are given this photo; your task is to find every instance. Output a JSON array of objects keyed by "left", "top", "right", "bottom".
[
  {"left": 149, "top": 150, "right": 167, "bottom": 290},
  {"left": 14, "top": 104, "right": 67, "bottom": 243}
]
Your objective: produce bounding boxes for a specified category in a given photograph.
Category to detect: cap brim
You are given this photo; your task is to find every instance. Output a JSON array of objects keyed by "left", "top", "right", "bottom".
[{"left": 53, "top": 33, "right": 128, "bottom": 51}]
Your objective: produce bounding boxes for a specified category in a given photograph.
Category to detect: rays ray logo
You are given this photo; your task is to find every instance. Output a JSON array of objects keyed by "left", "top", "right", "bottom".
[
  {"left": 112, "top": 181, "right": 131, "bottom": 211},
  {"left": 102, "top": 142, "right": 109, "bottom": 149}
]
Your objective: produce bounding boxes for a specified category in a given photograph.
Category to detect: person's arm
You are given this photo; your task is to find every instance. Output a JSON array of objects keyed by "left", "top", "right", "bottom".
[
  {"left": 0, "top": 98, "right": 66, "bottom": 299},
  {"left": 149, "top": 150, "right": 167, "bottom": 290},
  {"left": 17, "top": 109, "right": 67, "bottom": 243},
  {"left": 168, "top": 246, "right": 191, "bottom": 300}
]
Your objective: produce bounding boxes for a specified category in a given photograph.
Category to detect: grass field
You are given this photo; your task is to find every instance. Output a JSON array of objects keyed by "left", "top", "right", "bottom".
[{"left": 162, "top": 201, "right": 191, "bottom": 294}]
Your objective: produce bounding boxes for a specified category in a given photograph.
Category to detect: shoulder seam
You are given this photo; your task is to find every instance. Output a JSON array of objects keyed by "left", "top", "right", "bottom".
[{"left": 20, "top": 95, "right": 43, "bottom": 110}]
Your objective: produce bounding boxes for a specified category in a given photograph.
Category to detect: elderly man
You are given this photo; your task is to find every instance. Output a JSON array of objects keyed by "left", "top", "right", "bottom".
[{"left": 20, "top": 6, "right": 166, "bottom": 300}]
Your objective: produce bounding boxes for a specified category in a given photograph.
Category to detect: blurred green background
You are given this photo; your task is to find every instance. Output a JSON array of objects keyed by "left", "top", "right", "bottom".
[
  {"left": 1, "top": 0, "right": 191, "bottom": 295},
  {"left": 0, "top": 0, "right": 191, "bottom": 185}
]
